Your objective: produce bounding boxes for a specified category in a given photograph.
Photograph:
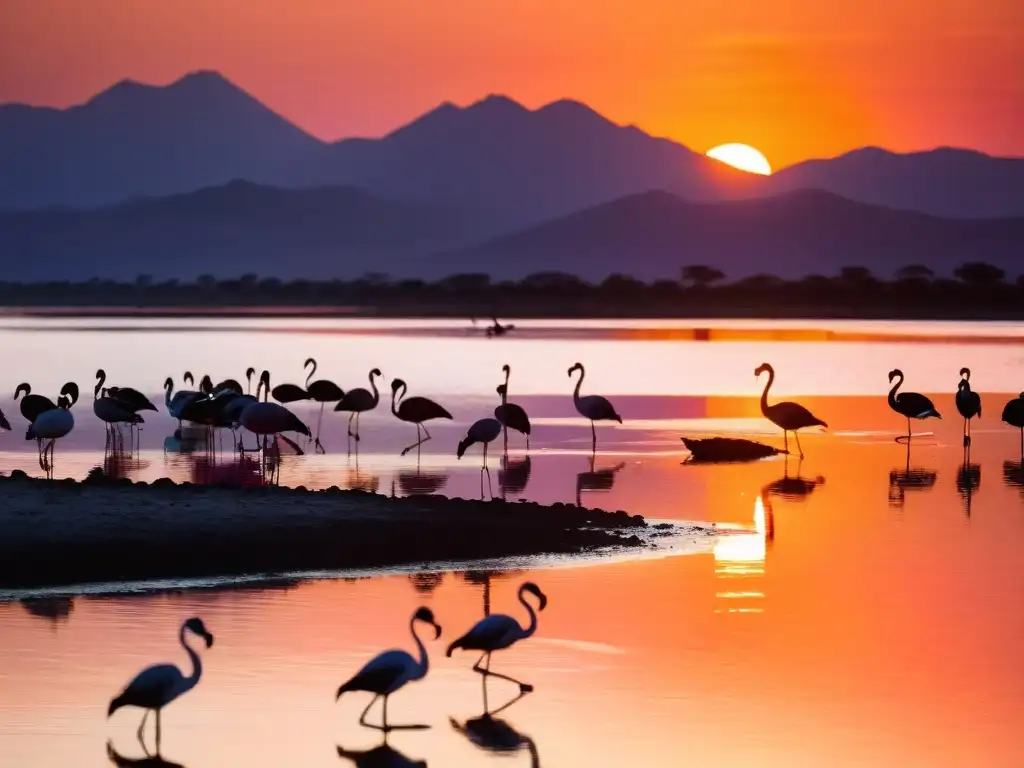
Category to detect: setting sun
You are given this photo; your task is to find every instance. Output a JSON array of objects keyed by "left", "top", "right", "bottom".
[{"left": 706, "top": 143, "right": 773, "bottom": 175}]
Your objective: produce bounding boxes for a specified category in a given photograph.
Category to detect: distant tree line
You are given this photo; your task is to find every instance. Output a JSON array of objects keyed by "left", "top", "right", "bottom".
[{"left": 0, "top": 261, "right": 1021, "bottom": 319}]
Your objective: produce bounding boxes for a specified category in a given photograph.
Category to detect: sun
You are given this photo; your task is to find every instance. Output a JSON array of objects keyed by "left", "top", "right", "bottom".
[{"left": 706, "top": 143, "right": 772, "bottom": 176}]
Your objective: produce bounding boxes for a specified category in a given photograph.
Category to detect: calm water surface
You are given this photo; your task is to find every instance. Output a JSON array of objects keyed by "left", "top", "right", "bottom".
[{"left": 1, "top": 317, "right": 1023, "bottom": 767}]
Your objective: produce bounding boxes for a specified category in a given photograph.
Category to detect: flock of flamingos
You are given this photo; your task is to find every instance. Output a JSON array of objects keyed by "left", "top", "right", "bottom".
[
  {"left": 3, "top": 358, "right": 1024, "bottom": 477},
  {"left": 107, "top": 583, "right": 548, "bottom": 755}
]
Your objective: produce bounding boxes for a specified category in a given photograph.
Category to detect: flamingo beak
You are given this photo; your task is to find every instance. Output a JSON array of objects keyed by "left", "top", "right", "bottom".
[
  {"left": 203, "top": 632, "right": 215, "bottom": 648},
  {"left": 433, "top": 622, "right": 442, "bottom": 639}
]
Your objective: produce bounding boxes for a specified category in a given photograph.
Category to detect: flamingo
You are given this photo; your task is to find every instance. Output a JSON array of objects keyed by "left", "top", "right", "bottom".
[
  {"left": 446, "top": 581, "right": 547, "bottom": 694},
  {"left": 335, "top": 607, "right": 441, "bottom": 732},
  {"left": 1002, "top": 393, "right": 1024, "bottom": 455},
  {"left": 458, "top": 417, "right": 503, "bottom": 497},
  {"left": 107, "top": 617, "right": 214, "bottom": 752},
  {"left": 94, "top": 372, "right": 143, "bottom": 450},
  {"left": 99, "top": 370, "right": 158, "bottom": 415},
  {"left": 955, "top": 367, "right": 982, "bottom": 447},
  {"left": 269, "top": 366, "right": 309, "bottom": 405},
  {"left": 888, "top": 369, "right": 940, "bottom": 442},
  {"left": 567, "top": 362, "right": 620, "bottom": 453},
  {"left": 14, "top": 382, "right": 59, "bottom": 452},
  {"left": 494, "top": 365, "right": 531, "bottom": 452},
  {"left": 238, "top": 371, "right": 311, "bottom": 472},
  {"left": 334, "top": 368, "right": 382, "bottom": 445},
  {"left": 754, "top": 363, "right": 827, "bottom": 457},
  {"left": 303, "top": 357, "right": 345, "bottom": 453},
  {"left": 164, "top": 373, "right": 201, "bottom": 429},
  {"left": 27, "top": 383, "right": 78, "bottom": 474},
  {"left": 390, "top": 379, "right": 453, "bottom": 456}
]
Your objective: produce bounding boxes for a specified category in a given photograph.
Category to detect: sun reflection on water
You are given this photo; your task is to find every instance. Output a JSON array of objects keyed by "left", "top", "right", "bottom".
[{"left": 713, "top": 496, "right": 770, "bottom": 613}]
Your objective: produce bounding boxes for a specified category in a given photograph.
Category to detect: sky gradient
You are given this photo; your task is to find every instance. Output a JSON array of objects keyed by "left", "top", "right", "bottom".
[{"left": 1, "top": 0, "right": 1021, "bottom": 169}]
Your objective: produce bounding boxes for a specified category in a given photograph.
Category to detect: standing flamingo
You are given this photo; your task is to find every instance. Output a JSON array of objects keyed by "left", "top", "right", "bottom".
[
  {"left": 567, "top": 362, "right": 620, "bottom": 453},
  {"left": 1002, "top": 393, "right": 1024, "bottom": 455},
  {"left": 447, "top": 581, "right": 547, "bottom": 694},
  {"left": 335, "top": 607, "right": 442, "bottom": 731},
  {"left": 458, "top": 417, "right": 503, "bottom": 497},
  {"left": 14, "top": 382, "right": 59, "bottom": 452},
  {"left": 334, "top": 368, "right": 382, "bottom": 445},
  {"left": 303, "top": 357, "right": 345, "bottom": 453},
  {"left": 494, "top": 365, "right": 531, "bottom": 452},
  {"left": 238, "top": 371, "right": 312, "bottom": 457},
  {"left": 887, "top": 369, "right": 940, "bottom": 442},
  {"left": 164, "top": 373, "right": 201, "bottom": 430},
  {"left": 27, "top": 383, "right": 78, "bottom": 475},
  {"left": 754, "top": 363, "right": 827, "bottom": 457},
  {"left": 955, "top": 367, "right": 982, "bottom": 447},
  {"left": 391, "top": 379, "right": 453, "bottom": 456},
  {"left": 95, "top": 371, "right": 147, "bottom": 452},
  {"left": 108, "top": 617, "right": 214, "bottom": 752}
]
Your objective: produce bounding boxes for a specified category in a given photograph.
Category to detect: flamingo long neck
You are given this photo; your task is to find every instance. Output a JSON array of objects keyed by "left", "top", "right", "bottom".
[
  {"left": 305, "top": 360, "right": 317, "bottom": 387},
  {"left": 164, "top": 382, "right": 174, "bottom": 408},
  {"left": 410, "top": 618, "right": 429, "bottom": 680},
  {"left": 391, "top": 384, "right": 405, "bottom": 417},
  {"left": 369, "top": 372, "right": 380, "bottom": 406},
  {"left": 759, "top": 368, "right": 774, "bottom": 415},
  {"left": 572, "top": 368, "right": 584, "bottom": 405},
  {"left": 518, "top": 588, "right": 539, "bottom": 639},
  {"left": 94, "top": 372, "right": 106, "bottom": 401},
  {"left": 179, "top": 625, "right": 203, "bottom": 693},
  {"left": 246, "top": 371, "right": 253, "bottom": 395},
  {"left": 888, "top": 373, "right": 904, "bottom": 408}
]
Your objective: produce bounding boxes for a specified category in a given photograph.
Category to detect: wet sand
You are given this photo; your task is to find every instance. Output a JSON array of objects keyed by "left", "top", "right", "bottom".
[{"left": 0, "top": 470, "right": 661, "bottom": 590}]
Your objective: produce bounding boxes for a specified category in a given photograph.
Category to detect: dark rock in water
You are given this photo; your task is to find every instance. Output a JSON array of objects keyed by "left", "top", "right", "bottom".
[{"left": 681, "top": 437, "right": 781, "bottom": 463}]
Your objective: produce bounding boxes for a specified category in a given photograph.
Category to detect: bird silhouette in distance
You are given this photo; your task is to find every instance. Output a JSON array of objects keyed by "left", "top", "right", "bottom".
[
  {"left": 108, "top": 617, "right": 214, "bottom": 752},
  {"left": 451, "top": 713, "right": 540, "bottom": 766},
  {"left": 336, "top": 737, "right": 427, "bottom": 768},
  {"left": 576, "top": 453, "right": 625, "bottom": 507},
  {"left": 457, "top": 417, "right": 503, "bottom": 497},
  {"left": 1001, "top": 393, "right": 1024, "bottom": 456},
  {"left": 336, "top": 606, "right": 441, "bottom": 732},
  {"left": 494, "top": 365, "right": 531, "bottom": 452},
  {"left": 486, "top": 317, "right": 516, "bottom": 337},
  {"left": 335, "top": 368, "right": 383, "bottom": 447},
  {"left": 754, "top": 363, "right": 826, "bottom": 458},
  {"left": 568, "top": 362, "right": 621, "bottom": 453},
  {"left": 887, "top": 442, "right": 938, "bottom": 507},
  {"left": 447, "top": 581, "right": 547, "bottom": 695},
  {"left": 955, "top": 367, "right": 982, "bottom": 447},
  {"left": 887, "top": 369, "right": 940, "bottom": 442},
  {"left": 303, "top": 357, "right": 345, "bottom": 453},
  {"left": 390, "top": 378, "right": 453, "bottom": 456},
  {"left": 106, "top": 741, "right": 185, "bottom": 768}
]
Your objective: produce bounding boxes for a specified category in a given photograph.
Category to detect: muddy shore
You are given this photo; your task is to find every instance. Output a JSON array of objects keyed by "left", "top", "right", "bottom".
[{"left": 0, "top": 470, "right": 655, "bottom": 590}]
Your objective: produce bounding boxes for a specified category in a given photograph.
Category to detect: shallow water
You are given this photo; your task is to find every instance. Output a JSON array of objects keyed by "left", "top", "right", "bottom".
[{"left": 1, "top": 316, "right": 1023, "bottom": 766}]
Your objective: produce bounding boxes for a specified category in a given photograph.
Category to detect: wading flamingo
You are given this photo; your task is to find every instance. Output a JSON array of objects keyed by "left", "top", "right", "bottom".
[
  {"left": 494, "top": 365, "right": 531, "bottom": 452},
  {"left": 458, "top": 417, "right": 503, "bottom": 497},
  {"left": 568, "top": 363, "right": 620, "bottom": 453},
  {"left": 888, "top": 369, "right": 940, "bottom": 442},
  {"left": 303, "top": 357, "right": 345, "bottom": 453},
  {"left": 334, "top": 368, "right": 382, "bottom": 445},
  {"left": 1002, "top": 393, "right": 1024, "bottom": 455},
  {"left": 391, "top": 378, "right": 453, "bottom": 456},
  {"left": 754, "top": 362, "right": 827, "bottom": 458},
  {"left": 955, "top": 367, "right": 982, "bottom": 447}
]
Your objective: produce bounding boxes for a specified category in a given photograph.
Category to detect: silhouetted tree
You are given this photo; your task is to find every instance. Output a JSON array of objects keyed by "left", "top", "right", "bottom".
[
  {"left": 895, "top": 264, "right": 934, "bottom": 282},
  {"left": 437, "top": 273, "right": 491, "bottom": 292},
  {"left": 838, "top": 266, "right": 876, "bottom": 285},
  {"left": 954, "top": 261, "right": 1005, "bottom": 286},
  {"left": 681, "top": 265, "right": 726, "bottom": 288}
]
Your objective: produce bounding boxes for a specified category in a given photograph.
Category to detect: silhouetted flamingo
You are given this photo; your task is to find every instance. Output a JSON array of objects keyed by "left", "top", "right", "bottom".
[
  {"left": 1002, "top": 393, "right": 1024, "bottom": 455},
  {"left": 302, "top": 357, "right": 345, "bottom": 452},
  {"left": 955, "top": 367, "right": 982, "bottom": 447},
  {"left": 390, "top": 378, "right": 453, "bottom": 456},
  {"left": 888, "top": 368, "right": 940, "bottom": 442},
  {"left": 335, "top": 368, "right": 382, "bottom": 445},
  {"left": 754, "top": 362, "right": 826, "bottom": 457},
  {"left": 568, "top": 362, "right": 620, "bottom": 453},
  {"left": 494, "top": 365, "right": 531, "bottom": 452}
]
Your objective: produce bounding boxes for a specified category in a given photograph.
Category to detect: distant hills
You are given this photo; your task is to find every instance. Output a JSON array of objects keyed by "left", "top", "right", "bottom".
[
  {"left": 0, "top": 181, "right": 485, "bottom": 281},
  {"left": 434, "top": 189, "right": 1024, "bottom": 281},
  {"left": 2, "top": 71, "right": 1023, "bottom": 227},
  {"left": 3, "top": 183, "right": 1021, "bottom": 282}
]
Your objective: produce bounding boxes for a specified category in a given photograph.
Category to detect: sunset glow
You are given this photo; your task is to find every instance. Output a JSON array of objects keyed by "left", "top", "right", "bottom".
[
  {"left": 707, "top": 143, "right": 773, "bottom": 175},
  {"left": 1, "top": 1, "right": 1022, "bottom": 167}
]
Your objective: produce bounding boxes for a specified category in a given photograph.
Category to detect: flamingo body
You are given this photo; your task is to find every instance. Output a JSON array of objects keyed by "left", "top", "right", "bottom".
[
  {"left": 494, "top": 403, "right": 531, "bottom": 438},
  {"left": 239, "top": 401, "right": 310, "bottom": 437},
  {"left": 568, "top": 363, "right": 620, "bottom": 452},
  {"left": 458, "top": 418, "right": 503, "bottom": 459},
  {"left": 28, "top": 407, "right": 74, "bottom": 440},
  {"left": 14, "top": 384, "right": 56, "bottom": 424},
  {"left": 754, "top": 363, "right": 827, "bottom": 457},
  {"left": 0, "top": 408, "right": 9, "bottom": 431},
  {"left": 1002, "top": 394, "right": 1024, "bottom": 428}
]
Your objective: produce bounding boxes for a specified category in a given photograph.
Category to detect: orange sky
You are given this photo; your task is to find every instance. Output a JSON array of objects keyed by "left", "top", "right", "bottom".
[{"left": 1, "top": 0, "right": 1022, "bottom": 168}]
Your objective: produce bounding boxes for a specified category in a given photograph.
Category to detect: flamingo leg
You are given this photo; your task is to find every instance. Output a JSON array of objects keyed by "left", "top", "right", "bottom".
[
  {"left": 783, "top": 430, "right": 789, "bottom": 454},
  {"left": 400, "top": 422, "right": 433, "bottom": 456},
  {"left": 155, "top": 709, "right": 161, "bottom": 752},
  {"left": 794, "top": 431, "right": 805, "bottom": 459},
  {"left": 964, "top": 417, "right": 971, "bottom": 448},
  {"left": 314, "top": 402, "right": 325, "bottom": 453},
  {"left": 137, "top": 709, "right": 149, "bottom": 745},
  {"left": 358, "top": 694, "right": 382, "bottom": 730},
  {"left": 591, "top": 420, "right": 596, "bottom": 453},
  {"left": 355, "top": 413, "right": 361, "bottom": 442}
]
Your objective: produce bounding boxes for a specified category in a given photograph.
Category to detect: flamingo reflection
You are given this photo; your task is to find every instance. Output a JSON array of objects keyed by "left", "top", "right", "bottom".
[
  {"left": 337, "top": 738, "right": 426, "bottom": 768},
  {"left": 451, "top": 714, "right": 540, "bottom": 767},
  {"left": 956, "top": 448, "right": 981, "bottom": 518},
  {"left": 888, "top": 443, "right": 938, "bottom": 508},
  {"left": 107, "top": 741, "right": 184, "bottom": 768},
  {"left": 575, "top": 454, "right": 625, "bottom": 507},
  {"left": 498, "top": 454, "right": 531, "bottom": 499},
  {"left": 1003, "top": 460, "right": 1024, "bottom": 493},
  {"left": 761, "top": 456, "right": 824, "bottom": 505},
  {"left": 20, "top": 596, "right": 74, "bottom": 625}
]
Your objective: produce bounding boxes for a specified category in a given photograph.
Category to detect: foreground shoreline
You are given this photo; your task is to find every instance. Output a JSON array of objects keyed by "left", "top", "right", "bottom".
[{"left": 0, "top": 470, "right": 663, "bottom": 591}]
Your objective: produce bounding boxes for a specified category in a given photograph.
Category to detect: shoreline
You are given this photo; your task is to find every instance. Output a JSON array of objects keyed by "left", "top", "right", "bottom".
[{"left": 0, "top": 470, "right": 669, "bottom": 591}]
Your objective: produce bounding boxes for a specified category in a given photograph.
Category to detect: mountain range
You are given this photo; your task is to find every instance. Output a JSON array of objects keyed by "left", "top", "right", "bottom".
[
  {"left": 2, "top": 71, "right": 1023, "bottom": 226},
  {"left": 3, "top": 182, "right": 1022, "bottom": 282}
]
